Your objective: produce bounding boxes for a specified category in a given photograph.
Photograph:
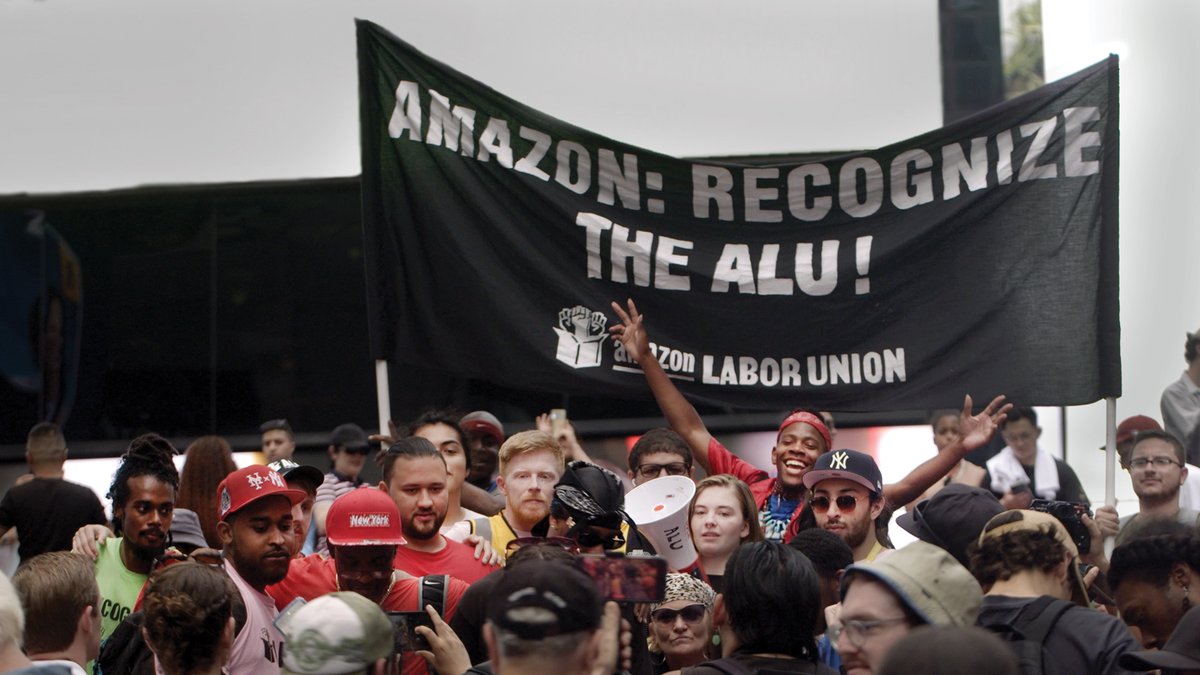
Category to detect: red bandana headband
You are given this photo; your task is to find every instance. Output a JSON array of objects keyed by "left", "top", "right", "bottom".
[{"left": 776, "top": 411, "right": 832, "bottom": 449}]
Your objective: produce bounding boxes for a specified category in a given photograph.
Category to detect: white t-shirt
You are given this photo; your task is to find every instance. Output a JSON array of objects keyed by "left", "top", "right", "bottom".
[
  {"left": 225, "top": 560, "right": 285, "bottom": 674},
  {"left": 441, "top": 507, "right": 485, "bottom": 543}
]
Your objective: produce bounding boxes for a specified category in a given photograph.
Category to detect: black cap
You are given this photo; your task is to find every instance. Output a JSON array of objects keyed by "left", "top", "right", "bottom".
[
  {"left": 488, "top": 560, "right": 602, "bottom": 639},
  {"left": 556, "top": 461, "right": 625, "bottom": 518},
  {"left": 896, "top": 483, "right": 1004, "bottom": 568},
  {"left": 802, "top": 449, "right": 883, "bottom": 493},
  {"left": 330, "top": 423, "right": 368, "bottom": 450},
  {"left": 267, "top": 458, "right": 324, "bottom": 490}
]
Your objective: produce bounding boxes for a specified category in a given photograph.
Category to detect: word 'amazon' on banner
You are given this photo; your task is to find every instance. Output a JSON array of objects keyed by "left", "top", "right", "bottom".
[{"left": 358, "top": 19, "right": 1120, "bottom": 411}]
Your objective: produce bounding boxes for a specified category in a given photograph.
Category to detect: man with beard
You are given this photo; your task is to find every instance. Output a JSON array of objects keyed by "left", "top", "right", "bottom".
[
  {"left": 466, "top": 431, "right": 565, "bottom": 554},
  {"left": 803, "top": 450, "right": 890, "bottom": 562},
  {"left": 381, "top": 438, "right": 496, "bottom": 583},
  {"left": 610, "top": 299, "right": 1011, "bottom": 543},
  {"left": 267, "top": 488, "right": 468, "bottom": 675},
  {"left": 215, "top": 464, "right": 306, "bottom": 673},
  {"left": 77, "top": 434, "right": 179, "bottom": 643},
  {"left": 1114, "top": 430, "right": 1200, "bottom": 545}
]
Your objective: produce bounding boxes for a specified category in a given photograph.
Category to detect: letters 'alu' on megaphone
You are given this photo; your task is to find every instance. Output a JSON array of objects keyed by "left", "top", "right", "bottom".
[{"left": 624, "top": 475, "right": 699, "bottom": 571}]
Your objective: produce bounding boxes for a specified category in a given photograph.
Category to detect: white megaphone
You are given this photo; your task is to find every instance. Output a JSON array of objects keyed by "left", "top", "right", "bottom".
[{"left": 625, "top": 475, "right": 699, "bottom": 572}]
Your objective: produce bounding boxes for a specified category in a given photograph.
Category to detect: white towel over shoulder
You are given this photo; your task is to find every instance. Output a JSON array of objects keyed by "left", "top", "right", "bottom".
[{"left": 986, "top": 446, "right": 1060, "bottom": 500}]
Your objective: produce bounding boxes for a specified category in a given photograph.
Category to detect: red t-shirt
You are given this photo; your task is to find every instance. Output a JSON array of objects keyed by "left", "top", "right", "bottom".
[
  {"left": 267, "top": 554, "right": 468, "bottom": 675},
  {"left": 706, "top": 437, "right": 808, "bottom": 542},
  {"left": 392, "top": 538, "right": 496, "bottom": 584}
]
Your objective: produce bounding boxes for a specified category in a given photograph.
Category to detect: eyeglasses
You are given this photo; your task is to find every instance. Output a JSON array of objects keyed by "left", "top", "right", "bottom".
[
  {"left": 651, "top": 604, "right": 707, "bottom": 626},
  {"left": 635, "top": 462, "right": 689, "bottom": 479},
  {"left": 810, "top": 495, "right": 860, "bottom": 513},
  {"left": 574, "top": 527, "right": 626, "bottom": 551},
  {"left": 1129, "top": 456, "right": 1182, "bottom": 470},
  {"left": 827, "top": 617, "right": 910, "bottom": 649}
]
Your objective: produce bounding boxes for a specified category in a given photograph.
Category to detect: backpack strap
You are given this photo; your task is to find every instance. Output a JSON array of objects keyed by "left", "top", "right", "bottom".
[
  {"left": 1014, "top": 595, "right": 1074, "bottom": 644},
  {"left": 419, "top": 574, "right": 449, "bottom": 619},
  {"left": 981, "top": 595, "right": 1074, "bottom": 675}
]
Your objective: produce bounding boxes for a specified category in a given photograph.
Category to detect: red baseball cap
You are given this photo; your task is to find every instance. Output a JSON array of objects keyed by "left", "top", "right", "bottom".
[
  {"left": 1101, "top": 415, "right": 1162, "bottom": 450},
  {"left": 326, "top": 488, "right": 406, "bottom": 546},
  {"left": 217, "top": 465, "right": 307, "bottom": 521},
  {"left": 461, "top": 411, "right": 504, "bottom": 443}
]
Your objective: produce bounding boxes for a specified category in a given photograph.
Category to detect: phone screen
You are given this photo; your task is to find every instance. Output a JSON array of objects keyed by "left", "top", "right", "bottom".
[
  {"left": 574, "top": 554, "right": 667, "bottom": 603},
  {"left": 385, "top": 611, "right": 432, "bottom": 653}
]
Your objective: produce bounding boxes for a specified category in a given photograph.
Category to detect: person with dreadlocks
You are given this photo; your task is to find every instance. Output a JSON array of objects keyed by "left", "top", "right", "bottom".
[{"left": 71, "top": 433, "right": 179, "bottom": 643}]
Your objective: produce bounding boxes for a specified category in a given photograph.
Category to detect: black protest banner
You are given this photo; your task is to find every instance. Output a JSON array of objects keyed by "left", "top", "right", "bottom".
[{"left": 358, "top": 19, "right": 1119, "bottom": 411}]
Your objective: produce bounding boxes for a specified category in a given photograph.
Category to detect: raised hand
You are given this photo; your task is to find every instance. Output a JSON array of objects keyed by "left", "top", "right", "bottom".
[
  {"left": 959, "top": 394, "right": 1012, "bottom": 452},
  {"left": 609, "top": 298, "right": 651, "bottom": 364}
]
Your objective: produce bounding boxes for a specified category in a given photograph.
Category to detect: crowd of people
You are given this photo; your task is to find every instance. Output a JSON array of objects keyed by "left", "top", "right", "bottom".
[{"left": 0, "top": 313, "right": 1199, "bottom": 674}]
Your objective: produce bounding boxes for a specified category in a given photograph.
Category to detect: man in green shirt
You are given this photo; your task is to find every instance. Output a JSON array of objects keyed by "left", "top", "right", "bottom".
[{"left": 73, "top": 433, "right": 179, "bottom": 642}]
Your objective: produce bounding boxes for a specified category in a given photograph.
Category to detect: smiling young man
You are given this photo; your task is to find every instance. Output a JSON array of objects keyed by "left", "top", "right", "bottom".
[
  {"left": 467, "top": 431, "right": 565, "bottom": 553},
  {"left": 1115, "top": 430, "right": 1200, "bottom": 545},
  {"left": 610, "top": 299, "right": 1011, "bottom": 543},
  {"left": 380, "top": 437, "right": 496, "bottom": 583},
  {"left": 215, "top": 464, "right": 307, "bottom": 673},
  {"left": 803, "top": 450, "right": 889, "bottom": 562}
]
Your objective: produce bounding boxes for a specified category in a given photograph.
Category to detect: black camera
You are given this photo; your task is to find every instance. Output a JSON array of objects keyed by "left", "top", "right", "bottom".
[{"left": 1029, "top": 499, "right": 1092, "bottom": 554}]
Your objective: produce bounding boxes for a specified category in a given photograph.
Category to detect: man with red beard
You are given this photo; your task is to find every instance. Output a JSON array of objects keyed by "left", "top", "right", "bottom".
[
  {"left": 610, "top": 298, "right": 1009, "bottom": 543},
  {"left": 381, "top": 437, "right": 497, "bottom": 583},
  {"left": 804, "top": 450, "right": 889, "bottom": 562},
  {"left": 215, "top": 464, "right": 306, "bottom": 673},
  {"left": 267, "top": 488, "right": 468, "bottom": 675},
  {"left": 466, "top": 431, "right": 565, "bottom": 554}
]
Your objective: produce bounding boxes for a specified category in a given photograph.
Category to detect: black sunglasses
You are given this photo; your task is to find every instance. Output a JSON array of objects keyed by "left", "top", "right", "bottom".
[
  {"left": 651, "top": 604, "right": 707, "bottom": 625},
  {"left": 574, "top": 527, "right": 626, "bottom": 551},
  {"left": 810, "top": 495, "right": 860, "bottom": 513}
]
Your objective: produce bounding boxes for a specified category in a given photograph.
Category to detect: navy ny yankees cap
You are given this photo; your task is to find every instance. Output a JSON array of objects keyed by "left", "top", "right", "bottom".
[{"left": 803, "top": 449, "right": 883, "bottom": 494}]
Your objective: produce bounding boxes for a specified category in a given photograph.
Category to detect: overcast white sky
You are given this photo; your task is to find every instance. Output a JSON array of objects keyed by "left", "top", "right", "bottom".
[
  {"left": 0, "top": 0, "right": 942, "bottom": 193},
  {"left": 2, "top": 0, "right": 1197, "bottom": 506}
]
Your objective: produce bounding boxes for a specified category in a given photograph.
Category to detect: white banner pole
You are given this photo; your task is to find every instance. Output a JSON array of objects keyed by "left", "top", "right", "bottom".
[
  {"left": 1105, "top": 396, "right": 1117, "bottom": 507},
  {"left": 375, "top": 359, "right": 392, "bottom": 439}
]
